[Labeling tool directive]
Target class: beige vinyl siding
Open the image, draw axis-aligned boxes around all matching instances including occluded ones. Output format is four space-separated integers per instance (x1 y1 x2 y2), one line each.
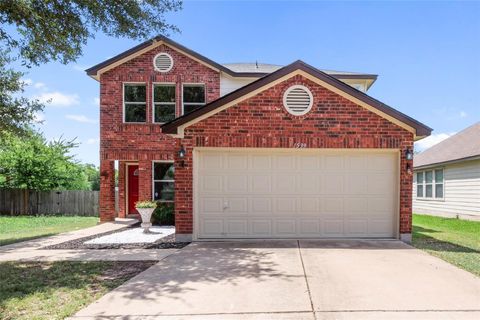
413 159 480 220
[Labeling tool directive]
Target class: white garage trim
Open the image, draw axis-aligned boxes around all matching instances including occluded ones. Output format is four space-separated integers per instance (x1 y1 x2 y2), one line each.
193 148 400 240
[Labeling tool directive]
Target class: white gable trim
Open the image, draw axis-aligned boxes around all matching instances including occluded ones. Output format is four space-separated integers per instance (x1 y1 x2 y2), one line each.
92 41 221 80
173 70 416 138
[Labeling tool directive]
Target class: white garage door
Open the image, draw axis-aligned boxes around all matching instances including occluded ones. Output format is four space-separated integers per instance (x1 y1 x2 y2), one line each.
195 149 398 239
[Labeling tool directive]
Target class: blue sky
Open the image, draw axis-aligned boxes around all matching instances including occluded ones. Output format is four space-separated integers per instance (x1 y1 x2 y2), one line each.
20 0 480 165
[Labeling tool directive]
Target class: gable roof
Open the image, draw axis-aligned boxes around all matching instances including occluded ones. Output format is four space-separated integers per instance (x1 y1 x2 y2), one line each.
85 35 377 83
414 122 480 168
161 60 432 138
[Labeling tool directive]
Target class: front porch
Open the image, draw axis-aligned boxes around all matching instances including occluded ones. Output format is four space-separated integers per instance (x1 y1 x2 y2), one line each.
99 159 176 227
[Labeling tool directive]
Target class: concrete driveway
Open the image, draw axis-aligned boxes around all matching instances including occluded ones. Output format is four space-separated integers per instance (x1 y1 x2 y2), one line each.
71 240 480 320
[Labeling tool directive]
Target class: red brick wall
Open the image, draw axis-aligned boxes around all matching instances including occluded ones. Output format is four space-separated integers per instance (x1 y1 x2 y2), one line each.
98 44 220 220
99 43 220 161
174 74 414 235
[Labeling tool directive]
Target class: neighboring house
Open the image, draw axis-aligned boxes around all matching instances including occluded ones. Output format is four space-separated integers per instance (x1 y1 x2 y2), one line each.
86 36 431 242
413 122 480 221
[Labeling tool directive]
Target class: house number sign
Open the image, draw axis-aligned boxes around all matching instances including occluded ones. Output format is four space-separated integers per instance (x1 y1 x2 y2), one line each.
293 142 307 148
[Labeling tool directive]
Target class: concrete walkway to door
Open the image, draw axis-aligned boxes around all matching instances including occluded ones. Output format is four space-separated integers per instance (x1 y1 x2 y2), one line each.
70 240 480 320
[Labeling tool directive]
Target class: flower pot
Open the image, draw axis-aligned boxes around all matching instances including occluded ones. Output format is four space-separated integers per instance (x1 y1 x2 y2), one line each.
136 207 155 233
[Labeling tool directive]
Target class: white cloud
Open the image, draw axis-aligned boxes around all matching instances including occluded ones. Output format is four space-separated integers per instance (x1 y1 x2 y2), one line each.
415 132 456 152
93 97 100 105
65 114 97 124
35 91 80 107
86 138 99 145
459 111 467 118
33 82 47 90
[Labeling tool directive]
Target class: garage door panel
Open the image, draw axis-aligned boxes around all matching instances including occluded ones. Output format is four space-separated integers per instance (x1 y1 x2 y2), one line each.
299 219 320 234
224 198 248 214
322 220 344 236
274 174 296 193
197 150 397 239
226 154 248 170
275 197 297 213
250 198 272 213
251 175 272 193
251 155 271 171
226 220 248 235
201 197 224 214
201 219 224 237
299 197 318 212
322 197 344 213
275 220 296 235
346 219 368 235
325 155 344 171
298 174 320 193
346 173 368 195
201 175 223 193
225 175 248 193
322 174 345 194
251 220 272 235
344 197 368 212
275 155 296 170
201 154 224 170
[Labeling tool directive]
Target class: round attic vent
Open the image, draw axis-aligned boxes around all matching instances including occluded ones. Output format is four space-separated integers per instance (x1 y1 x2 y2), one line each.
283 85 313 116
153 53 173 72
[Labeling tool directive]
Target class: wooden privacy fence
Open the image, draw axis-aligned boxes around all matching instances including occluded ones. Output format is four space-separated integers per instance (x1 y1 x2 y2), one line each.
0 189 99 216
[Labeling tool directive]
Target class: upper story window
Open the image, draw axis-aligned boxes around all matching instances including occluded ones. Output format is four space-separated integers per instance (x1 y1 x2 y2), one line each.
153 84 176 123
124 84 146 123
416 168 444 199
183 84 205 115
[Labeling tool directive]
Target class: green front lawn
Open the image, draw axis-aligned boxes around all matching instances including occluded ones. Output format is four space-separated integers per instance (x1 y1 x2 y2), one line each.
0 261 155 320
0 216 98 246
412 214 480 276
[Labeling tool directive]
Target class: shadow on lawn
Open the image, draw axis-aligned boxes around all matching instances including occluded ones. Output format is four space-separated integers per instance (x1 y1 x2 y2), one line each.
0 233 58 247
0 261 155 308
413 226 479 254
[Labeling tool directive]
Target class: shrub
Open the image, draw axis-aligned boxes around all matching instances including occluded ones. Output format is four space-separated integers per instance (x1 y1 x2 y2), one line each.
152 202 174 225
134 200 157 209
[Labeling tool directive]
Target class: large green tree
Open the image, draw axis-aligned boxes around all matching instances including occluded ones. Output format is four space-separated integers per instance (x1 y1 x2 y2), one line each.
0 131 92 190
0 0 182 135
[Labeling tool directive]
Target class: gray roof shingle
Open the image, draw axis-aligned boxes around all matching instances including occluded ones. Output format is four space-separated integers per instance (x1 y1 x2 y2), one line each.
414 122 480 168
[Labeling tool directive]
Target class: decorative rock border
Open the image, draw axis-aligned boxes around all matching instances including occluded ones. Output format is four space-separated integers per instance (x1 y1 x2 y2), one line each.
43 224 190 250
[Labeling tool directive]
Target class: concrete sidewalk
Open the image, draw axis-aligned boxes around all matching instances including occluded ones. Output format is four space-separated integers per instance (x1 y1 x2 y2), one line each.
0 218 178 261
70 240 480 320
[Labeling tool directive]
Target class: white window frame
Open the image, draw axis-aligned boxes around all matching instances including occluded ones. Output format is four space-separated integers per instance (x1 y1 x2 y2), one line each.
152 160 175 203
416 168 444 200
123 82 147 123
182 83 206 115
152 82 176 124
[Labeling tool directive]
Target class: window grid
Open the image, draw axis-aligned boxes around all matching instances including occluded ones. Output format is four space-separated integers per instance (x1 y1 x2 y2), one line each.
153 84 176 123
182 84 206 115
123 83 147 123
152 162 175 203
416 168 444 199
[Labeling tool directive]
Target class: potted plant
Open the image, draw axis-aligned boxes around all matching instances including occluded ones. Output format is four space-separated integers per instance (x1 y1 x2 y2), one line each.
135 200 157 233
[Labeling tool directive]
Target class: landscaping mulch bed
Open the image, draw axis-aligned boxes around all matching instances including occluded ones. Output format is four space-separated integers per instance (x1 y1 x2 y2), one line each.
43 225 190 250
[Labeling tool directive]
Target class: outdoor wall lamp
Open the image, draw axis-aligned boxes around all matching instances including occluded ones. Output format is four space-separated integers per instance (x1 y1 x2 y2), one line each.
178 145 186 158
178 145 186 167
405 148 413 161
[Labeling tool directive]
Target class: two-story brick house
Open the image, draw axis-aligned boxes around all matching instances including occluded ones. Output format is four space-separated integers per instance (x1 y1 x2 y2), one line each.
86 36 431 242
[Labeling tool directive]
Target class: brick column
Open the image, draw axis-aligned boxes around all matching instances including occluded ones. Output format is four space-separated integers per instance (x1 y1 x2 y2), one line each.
99 160 115 222
138 160 152 201
117 161 126 218
399 141 414 243
174 140 193 241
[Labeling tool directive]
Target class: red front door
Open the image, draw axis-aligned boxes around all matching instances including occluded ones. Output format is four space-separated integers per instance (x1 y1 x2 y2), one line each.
127 165 139 214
